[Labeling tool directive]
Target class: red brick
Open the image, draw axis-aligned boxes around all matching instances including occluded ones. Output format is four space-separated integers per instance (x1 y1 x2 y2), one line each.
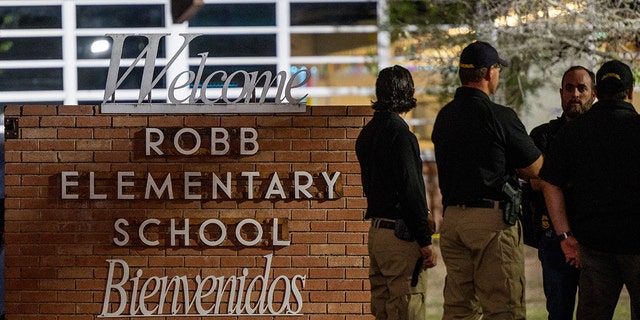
311 127 347 139
185 116 221 127
293 139 327 151
4 105 377 319
39 139 74 151
22 105 58 116
259 116 293 127
275 127 310 139
293 116 328 127
77 139 111 151
276 151 311 162
329 116 363 128
311 151 347 163
112 116 148 127
77 115 111 127
220 115 257 127
21 127 57 139
41 116 76 127
58 128 93 139
311 105 348 116
94 128 131 139
59 105 97 115
58 151 93 162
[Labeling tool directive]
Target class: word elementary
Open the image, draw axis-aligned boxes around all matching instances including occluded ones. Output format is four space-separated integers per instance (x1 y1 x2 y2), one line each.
60 127 341 200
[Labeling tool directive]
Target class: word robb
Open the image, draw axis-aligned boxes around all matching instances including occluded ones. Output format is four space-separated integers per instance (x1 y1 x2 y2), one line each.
145 127 259 156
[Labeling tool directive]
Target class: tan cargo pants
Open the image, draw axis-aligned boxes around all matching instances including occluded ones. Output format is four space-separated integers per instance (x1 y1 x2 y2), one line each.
368 223 428 320
440 205 526 320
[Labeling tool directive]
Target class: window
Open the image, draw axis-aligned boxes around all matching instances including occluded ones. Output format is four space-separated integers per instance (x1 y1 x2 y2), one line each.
291 33 376 56
0 37 62 60
0 68 62 91
290 2 376 26
293 63 375 87
77 36 167 60
0 0 383 105
0 6 61 29
76 5 165 28
190 3 276 27
189 35 276 57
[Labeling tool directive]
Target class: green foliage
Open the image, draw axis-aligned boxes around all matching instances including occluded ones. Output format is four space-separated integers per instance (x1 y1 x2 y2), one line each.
1 13 15 53
0 41 12 52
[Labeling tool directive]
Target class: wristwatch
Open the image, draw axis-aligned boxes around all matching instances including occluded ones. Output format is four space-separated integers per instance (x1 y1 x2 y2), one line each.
558 231 573 241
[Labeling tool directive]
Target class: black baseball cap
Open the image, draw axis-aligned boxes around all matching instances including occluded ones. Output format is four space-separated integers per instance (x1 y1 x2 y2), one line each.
596 60 634 93
459 41 509 69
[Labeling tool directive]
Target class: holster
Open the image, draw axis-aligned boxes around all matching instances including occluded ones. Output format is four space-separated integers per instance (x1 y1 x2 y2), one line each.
394 219 415 241
502 182 523 226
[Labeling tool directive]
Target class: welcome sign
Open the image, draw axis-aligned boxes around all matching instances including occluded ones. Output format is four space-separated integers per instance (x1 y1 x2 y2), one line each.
101 33 310 114
4 32 370 319
92 34 337 317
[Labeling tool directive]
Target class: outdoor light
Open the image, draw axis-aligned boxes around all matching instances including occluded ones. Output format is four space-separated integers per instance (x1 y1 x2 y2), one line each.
90 39 110 54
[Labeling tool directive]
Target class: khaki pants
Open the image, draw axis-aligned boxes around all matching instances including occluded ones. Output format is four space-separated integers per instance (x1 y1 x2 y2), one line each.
368 225 427 320
440 206 526 320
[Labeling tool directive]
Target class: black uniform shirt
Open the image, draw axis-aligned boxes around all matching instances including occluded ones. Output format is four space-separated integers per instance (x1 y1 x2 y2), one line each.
528 116 567 232
356 111 432 247
432 87 541 206
539 100 640 254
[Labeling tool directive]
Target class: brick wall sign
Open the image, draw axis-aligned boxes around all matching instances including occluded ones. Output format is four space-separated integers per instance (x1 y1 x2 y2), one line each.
3 104 373 319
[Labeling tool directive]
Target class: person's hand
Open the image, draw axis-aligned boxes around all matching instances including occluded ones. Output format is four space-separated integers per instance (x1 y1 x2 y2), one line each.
420 245 438 269
560 236 580 268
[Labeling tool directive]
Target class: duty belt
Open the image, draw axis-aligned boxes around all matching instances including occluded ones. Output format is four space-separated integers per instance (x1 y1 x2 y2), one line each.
371 218 395 230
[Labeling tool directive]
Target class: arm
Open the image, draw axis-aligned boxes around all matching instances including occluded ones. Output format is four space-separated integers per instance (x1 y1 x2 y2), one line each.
518 155 543 180
539 179 580 268
394 132 432 247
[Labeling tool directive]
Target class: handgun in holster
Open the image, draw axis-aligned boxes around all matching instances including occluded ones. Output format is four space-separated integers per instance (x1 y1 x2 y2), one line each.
502 182 522 226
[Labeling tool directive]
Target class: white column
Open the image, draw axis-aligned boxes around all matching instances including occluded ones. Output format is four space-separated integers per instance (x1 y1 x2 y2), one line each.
276 0 291 76
377 0 390 71
62 0 78 105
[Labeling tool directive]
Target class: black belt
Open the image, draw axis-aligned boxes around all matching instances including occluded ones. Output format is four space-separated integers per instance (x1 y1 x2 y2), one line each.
371 218 395 230
454 199 504 209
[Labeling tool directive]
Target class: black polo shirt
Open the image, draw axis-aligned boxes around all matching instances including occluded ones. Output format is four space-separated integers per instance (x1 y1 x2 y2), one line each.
432 87 541 206
528 116 568 232
539 100 640 254
356 111 432 247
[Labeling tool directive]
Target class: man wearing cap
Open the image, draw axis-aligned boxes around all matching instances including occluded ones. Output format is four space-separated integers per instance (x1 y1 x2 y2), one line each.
539 59 640 319
432 41 542 319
